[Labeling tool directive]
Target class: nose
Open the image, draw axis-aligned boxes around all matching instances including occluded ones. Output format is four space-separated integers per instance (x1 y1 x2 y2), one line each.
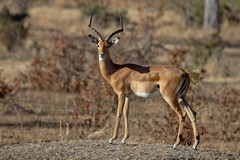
99 53 105 61
100 53 104 58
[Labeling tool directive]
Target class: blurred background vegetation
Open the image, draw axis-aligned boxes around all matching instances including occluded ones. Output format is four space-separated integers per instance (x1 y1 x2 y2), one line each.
0 0 239 153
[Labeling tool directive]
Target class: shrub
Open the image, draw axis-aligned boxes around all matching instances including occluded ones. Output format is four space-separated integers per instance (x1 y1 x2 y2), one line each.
0 6 28 51
81 4 127 27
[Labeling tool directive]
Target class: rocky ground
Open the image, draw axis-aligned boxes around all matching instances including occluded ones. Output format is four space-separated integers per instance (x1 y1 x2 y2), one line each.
0 140 239 160
0 1 240 160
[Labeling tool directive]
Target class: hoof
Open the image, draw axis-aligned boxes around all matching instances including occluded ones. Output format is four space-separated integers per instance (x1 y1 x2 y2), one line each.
173 144 177 149
192 144 197 150
108 139 113 144
121 139 126 144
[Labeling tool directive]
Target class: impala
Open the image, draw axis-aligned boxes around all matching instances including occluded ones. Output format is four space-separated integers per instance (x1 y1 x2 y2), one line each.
87 13 199 150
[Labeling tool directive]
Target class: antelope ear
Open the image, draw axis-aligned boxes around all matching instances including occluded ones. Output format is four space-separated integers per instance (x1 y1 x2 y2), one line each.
108 37 120 48
88 34 99 45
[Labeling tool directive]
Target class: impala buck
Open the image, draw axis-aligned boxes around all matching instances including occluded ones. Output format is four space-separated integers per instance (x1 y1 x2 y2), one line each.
87 13 199 150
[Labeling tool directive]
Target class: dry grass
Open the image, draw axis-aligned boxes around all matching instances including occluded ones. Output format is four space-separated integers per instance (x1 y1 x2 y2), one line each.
0 0 240 154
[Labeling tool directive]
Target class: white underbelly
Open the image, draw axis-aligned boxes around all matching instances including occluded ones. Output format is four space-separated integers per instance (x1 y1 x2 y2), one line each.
134 91 160 98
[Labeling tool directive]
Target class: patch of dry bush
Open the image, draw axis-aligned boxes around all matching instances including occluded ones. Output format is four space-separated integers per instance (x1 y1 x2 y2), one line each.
0 70 20 98
28 35 116 131
211 86 240 141
0 6 28 51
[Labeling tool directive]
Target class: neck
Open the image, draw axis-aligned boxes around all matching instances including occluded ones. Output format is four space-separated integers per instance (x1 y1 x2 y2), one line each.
99 51 118 82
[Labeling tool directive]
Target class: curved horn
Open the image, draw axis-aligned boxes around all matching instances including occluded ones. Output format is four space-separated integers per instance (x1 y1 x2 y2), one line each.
106 13 124 42
88 12 103 40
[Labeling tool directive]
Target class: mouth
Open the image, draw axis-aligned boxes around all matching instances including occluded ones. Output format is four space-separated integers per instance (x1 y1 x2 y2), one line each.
99 53 105 61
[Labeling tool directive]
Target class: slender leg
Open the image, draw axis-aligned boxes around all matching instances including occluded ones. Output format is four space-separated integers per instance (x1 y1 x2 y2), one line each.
180 96 199 150
163 96 184 149
108 93 125 144
121 96 130 144
173 113 185 149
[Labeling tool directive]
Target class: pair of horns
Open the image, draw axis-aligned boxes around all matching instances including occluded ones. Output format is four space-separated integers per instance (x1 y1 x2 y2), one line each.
88 12 124 41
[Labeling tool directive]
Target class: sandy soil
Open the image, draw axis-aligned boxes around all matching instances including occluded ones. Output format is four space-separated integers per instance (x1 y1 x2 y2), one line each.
0 1 240 160
0 140 239 160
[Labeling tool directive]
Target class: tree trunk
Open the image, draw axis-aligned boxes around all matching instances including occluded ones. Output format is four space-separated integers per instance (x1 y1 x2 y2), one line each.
204 0 220 31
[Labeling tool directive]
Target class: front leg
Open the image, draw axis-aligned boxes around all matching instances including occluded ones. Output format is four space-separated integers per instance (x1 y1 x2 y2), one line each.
108 93 125 144
121 96 130 144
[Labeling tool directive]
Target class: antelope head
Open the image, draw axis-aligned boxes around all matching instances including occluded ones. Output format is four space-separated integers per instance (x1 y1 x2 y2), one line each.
88 12 124 61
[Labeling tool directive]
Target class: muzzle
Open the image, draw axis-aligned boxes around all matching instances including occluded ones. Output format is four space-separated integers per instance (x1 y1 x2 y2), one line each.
99 53 105 61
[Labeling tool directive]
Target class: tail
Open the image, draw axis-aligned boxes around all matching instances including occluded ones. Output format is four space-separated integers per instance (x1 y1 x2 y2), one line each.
177 74 196 118
177 74 190 99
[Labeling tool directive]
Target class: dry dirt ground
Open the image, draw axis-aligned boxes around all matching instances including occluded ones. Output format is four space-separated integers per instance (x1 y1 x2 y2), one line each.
0 140 239 160
0 1 240 159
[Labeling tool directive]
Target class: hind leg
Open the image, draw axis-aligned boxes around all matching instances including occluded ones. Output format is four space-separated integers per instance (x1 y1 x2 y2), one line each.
178 96 199 150
162 95 185 149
